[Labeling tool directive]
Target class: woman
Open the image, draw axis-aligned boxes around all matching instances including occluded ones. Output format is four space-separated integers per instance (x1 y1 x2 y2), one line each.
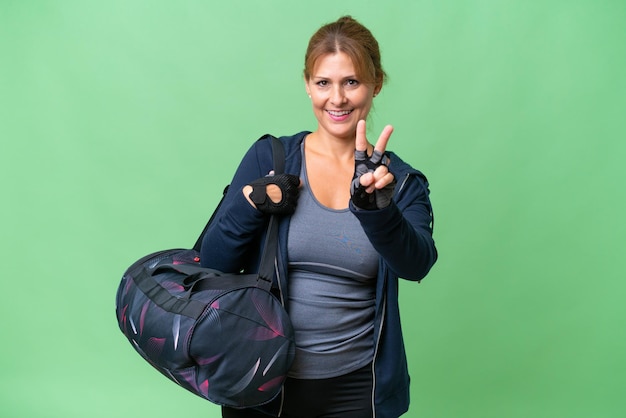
201 16 437 418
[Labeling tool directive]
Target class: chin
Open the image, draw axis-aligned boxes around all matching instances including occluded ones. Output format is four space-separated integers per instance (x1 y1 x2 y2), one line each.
319 121 357 138
326 127 356 140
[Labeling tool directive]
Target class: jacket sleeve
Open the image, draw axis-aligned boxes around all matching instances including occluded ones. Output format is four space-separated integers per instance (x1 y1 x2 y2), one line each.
199 139 275 273
350 172 437 282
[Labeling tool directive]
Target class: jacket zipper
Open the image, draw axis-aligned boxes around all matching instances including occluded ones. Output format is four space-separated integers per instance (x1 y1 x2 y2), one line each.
371 273 388 418
396 173 411 197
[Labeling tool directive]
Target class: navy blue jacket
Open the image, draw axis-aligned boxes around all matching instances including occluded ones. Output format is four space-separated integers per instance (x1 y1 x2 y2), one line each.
201 132 437 418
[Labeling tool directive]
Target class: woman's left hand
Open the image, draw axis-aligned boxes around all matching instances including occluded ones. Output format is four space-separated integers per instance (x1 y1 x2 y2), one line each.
350 120 396 210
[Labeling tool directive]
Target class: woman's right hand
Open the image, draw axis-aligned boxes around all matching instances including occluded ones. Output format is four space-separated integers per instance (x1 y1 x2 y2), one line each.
351 120 396 210
243 173 301 215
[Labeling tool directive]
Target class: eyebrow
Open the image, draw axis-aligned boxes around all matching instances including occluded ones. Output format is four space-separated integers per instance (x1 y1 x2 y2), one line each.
311 74 358 80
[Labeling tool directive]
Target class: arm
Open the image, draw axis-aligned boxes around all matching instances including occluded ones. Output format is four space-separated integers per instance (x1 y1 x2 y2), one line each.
199 139 274 272
349 121 437 281
351 172 437 281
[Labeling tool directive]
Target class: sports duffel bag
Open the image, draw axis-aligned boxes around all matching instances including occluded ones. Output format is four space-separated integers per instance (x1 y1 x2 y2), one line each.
115 136 295 408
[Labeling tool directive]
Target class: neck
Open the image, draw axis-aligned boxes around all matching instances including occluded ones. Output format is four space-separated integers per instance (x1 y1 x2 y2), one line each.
307 130 368 162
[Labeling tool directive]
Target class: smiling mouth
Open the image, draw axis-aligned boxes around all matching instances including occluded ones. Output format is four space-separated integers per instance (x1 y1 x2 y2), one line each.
326 109 353 117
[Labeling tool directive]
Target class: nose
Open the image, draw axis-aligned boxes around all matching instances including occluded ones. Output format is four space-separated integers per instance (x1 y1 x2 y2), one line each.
330 85 347 105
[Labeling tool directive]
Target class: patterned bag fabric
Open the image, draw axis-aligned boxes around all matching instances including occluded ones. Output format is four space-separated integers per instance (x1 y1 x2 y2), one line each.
115 136 294 408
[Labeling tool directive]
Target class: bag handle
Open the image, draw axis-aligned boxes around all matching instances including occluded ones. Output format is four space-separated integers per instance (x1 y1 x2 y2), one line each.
130 266 208 319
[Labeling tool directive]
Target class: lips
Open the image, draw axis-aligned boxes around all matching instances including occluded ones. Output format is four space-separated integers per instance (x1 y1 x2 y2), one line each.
326 109 353 121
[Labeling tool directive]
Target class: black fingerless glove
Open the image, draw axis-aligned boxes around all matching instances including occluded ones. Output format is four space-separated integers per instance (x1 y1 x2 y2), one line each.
350 149 396 210
248 173 300 215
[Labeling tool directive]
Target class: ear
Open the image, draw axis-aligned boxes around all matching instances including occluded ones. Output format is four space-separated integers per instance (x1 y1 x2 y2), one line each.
374 78 383 97
304 78 311 97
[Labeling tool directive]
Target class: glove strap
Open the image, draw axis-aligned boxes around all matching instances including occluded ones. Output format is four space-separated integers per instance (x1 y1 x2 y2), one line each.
249 184 268 206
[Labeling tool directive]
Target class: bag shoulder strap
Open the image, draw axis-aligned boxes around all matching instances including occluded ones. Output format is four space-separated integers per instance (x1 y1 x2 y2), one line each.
192 135 284 251
254 135 283 291
191 135 284 291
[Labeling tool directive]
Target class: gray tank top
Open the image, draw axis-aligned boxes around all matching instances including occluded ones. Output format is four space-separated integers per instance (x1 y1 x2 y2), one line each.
287 142 379 379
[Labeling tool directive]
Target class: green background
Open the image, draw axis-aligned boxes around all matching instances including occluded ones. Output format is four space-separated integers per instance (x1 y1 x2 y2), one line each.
1 1 624 417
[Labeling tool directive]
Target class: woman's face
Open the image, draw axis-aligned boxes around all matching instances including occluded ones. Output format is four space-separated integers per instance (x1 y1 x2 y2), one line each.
305 52 378 141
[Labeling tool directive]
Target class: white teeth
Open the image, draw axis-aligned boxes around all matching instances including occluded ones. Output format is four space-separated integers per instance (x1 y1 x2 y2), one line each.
328 110 352 116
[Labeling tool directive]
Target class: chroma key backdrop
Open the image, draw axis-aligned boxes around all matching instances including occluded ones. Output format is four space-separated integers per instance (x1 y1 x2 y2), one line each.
1 1 624 417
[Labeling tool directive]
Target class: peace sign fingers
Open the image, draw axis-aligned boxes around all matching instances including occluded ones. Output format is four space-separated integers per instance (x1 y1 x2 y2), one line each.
351 120 397 210
355 120 394 158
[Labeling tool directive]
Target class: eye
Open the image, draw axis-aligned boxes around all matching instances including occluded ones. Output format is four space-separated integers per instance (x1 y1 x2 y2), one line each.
346 79 360 87
316 80 328 87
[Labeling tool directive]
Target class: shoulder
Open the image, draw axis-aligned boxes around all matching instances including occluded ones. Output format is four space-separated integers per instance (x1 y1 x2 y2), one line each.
253 131 310 175
251 131 309 155
387 151 429 186
386 151 432 211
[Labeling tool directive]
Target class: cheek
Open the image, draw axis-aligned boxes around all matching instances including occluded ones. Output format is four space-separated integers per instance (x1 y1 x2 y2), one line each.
352 88 374 105
355 95 374 112
310 96 326 109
